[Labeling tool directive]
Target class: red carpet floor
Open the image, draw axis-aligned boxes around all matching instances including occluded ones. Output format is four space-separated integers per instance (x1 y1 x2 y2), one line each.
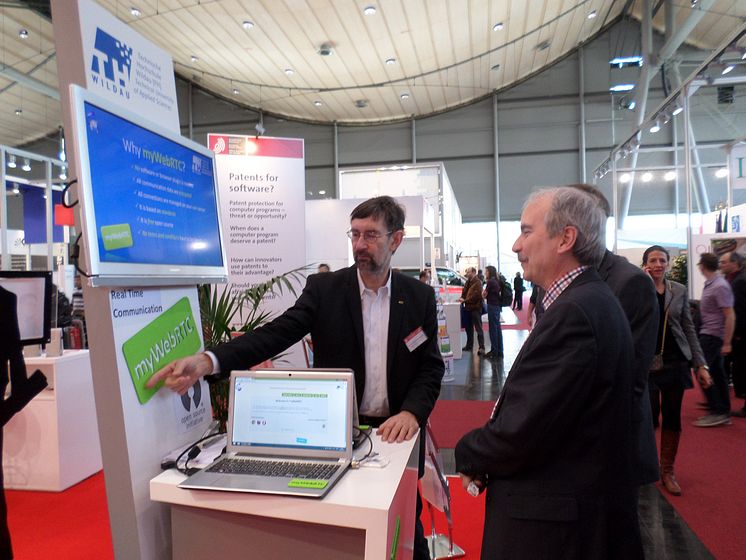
5 471 114 559
657 388 746 560
428 400 495 448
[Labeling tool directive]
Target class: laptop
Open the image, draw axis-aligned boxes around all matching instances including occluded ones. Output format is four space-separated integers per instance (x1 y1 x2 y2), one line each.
179 368 354 498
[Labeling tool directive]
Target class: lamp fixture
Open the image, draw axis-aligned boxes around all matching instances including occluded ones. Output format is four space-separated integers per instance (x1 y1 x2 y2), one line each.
7 154 16 169
641 172 653 182
232 88 240 95
400 93 410 100
609 84 634 92
664 171 677 181
722 64 735 75
609 56 643 68
587 10 597 19
649 120 661 133
492 22 504 31
190 55 199 63
385 58 396 65
59 166 67 181
59 128 66 162
313 100 323 107
130 7 141 16
242 20 254 30
21 158 31 172
491 63 501 71
715 168 728 178
319 190 326 195
14 108 22 116
284 68 294 76
672 105 683 116
12 184 19 195
363 6 376 16
18 29 28 39
355 99 369 108
318 43 334 56
619 173 632 183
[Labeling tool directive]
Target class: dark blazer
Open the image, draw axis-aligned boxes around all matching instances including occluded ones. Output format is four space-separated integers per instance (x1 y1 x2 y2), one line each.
455 269 635 559
663 280 706 368
211 266 444 424
598 250 659 485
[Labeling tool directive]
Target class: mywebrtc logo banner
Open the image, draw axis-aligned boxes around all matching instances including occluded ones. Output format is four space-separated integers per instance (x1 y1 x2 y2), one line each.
90 28 133 99
122 297 201 404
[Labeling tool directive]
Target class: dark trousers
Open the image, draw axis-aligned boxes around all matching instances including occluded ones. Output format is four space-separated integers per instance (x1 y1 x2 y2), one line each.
699 334 731 415
487 304 503 355
649 386 685 432
465 308 484 350
731 334 746 398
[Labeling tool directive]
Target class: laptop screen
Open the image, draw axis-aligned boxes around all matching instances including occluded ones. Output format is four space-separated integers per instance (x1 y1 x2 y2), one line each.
230 375 349 452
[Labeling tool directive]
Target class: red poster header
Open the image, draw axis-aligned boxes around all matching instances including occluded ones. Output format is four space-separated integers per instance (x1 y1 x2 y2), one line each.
208 134 304 159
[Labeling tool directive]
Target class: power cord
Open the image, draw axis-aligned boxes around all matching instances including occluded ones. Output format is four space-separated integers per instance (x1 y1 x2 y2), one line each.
61 179 79 208
164 432 226 476
350 425 374 468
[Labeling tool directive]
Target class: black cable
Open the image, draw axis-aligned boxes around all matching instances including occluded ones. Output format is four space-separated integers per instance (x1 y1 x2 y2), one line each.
61 179 78 208
69 233 92 278
172 432 225 475
352 425 374 463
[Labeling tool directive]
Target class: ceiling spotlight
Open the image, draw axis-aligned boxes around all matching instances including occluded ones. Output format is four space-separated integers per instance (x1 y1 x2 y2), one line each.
18 29 28 39
355 99 369 108
722 65 735 75
619 173 632 183
610 56 643 68
587 10 597 19
318 190 326 195
536 40 551 51
492 22 504 31
664 171 677 181
284 68 294 76
609 84 635 92
641 172 653 182
59 167 67 181
491 63 501 71
650 121 661 133
22 158 31 172
7 154 16 168
363 6 376 16
690 0 699 6
190 55 199 63
12 184 19 195
313 100 323 107
14 108 22 116
232 88 240 95
130 7 141 16
254 122 266 136
318 43 334 56
672 105 683 116
400 93 410 100
715 168 728 178
385 58 396 65
242 20 254 30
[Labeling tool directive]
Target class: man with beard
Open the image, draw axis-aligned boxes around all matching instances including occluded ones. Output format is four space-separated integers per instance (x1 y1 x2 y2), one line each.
148 195 443 559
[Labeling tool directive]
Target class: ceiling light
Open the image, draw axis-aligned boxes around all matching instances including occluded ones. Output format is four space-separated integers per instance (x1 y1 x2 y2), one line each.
536 40 551 51
715 168 728 178
609 56 643 68
609 84 634 92
672 105 683 116
242 20 254 30
130 7 141 16
284 68 294 76
492 22 504 31
7 154 16 168
400 93 410 100
722 65 735 75
355 99 369 108
313 100 323 107
22 158 31 172
742 50 746 61
319 190 326 195
363 6 376 16
619 173 632 183
491 63 501 71
12 184 19 195
18 29 28 39
59 167 67 181
190 55 199 63
664 171 677 181
649 122 660 133
641 172 653 182
14 108 22 116
385 58 396 65
232 88 240 95
318 43 334 56
587 10 597 19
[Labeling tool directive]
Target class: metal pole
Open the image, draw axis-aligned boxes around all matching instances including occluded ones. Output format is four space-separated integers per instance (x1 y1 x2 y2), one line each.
188 81 194 140
333 122 339 198
492 92 501 272
0 147 7 270
673 112 680 224
411 116 417 164
683 87 694 299
45 160 54 270
578 46 587 182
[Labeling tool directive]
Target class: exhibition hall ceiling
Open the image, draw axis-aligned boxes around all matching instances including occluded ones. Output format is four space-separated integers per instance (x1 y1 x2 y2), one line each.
0 0 744 148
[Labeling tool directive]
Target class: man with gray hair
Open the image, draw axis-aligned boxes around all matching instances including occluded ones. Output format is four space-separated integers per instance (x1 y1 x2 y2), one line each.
455 187 636 559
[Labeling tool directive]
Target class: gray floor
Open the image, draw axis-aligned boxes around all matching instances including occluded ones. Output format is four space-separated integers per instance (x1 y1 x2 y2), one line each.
436 328 714 560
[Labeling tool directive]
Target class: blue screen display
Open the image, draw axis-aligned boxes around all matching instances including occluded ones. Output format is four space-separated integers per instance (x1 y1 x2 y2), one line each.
84 101 223 267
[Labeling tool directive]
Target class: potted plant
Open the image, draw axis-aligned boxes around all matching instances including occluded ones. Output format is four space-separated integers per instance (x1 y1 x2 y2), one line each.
199 266 307 430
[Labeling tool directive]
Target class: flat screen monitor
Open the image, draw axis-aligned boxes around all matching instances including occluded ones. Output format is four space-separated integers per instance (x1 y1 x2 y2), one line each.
69 85 228 286
0 271 53 346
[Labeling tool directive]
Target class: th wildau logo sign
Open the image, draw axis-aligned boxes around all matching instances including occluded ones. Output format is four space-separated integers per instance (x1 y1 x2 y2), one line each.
90 28 133 99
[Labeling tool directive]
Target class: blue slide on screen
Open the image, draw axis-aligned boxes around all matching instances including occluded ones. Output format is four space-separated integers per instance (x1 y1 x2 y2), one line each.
84 101 223 267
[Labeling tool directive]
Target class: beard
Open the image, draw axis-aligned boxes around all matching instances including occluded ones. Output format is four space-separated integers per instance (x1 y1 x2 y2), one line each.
354 250 384 274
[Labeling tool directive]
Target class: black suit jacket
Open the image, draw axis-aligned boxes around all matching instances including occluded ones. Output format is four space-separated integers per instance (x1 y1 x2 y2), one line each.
211 266 444 424
455 269 635 559
597 250 659 485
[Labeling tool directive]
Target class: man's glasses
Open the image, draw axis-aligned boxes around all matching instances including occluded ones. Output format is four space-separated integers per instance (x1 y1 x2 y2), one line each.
346 229 394 243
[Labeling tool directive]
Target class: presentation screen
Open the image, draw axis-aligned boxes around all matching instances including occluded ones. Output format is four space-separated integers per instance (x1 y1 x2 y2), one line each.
0 271 53 346
69 85 227 286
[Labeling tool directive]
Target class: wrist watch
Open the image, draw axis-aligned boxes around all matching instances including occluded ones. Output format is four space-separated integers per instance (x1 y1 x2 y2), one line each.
700 365 709 371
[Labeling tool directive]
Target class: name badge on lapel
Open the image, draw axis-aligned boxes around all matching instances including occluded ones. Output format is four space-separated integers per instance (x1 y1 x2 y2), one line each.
404 327 427 352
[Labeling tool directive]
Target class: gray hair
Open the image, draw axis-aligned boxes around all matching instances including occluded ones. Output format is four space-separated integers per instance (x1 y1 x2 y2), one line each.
524 187 606 267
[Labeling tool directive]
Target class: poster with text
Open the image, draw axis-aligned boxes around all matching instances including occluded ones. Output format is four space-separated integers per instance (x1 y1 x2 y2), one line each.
208 135 307 353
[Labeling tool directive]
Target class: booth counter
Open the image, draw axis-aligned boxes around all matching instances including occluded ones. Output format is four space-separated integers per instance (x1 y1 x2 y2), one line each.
150 433 420 559
2 350 102 491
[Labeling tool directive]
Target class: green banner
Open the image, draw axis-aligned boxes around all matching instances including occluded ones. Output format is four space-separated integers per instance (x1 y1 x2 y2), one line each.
101 223 133 250
121 297 201 404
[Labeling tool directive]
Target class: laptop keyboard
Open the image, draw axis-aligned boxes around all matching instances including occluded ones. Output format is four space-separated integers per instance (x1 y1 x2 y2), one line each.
207 458 340 480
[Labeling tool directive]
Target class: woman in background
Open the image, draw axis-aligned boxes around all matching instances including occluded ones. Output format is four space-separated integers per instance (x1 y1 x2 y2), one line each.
642 245 712 495
483 266 503 359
